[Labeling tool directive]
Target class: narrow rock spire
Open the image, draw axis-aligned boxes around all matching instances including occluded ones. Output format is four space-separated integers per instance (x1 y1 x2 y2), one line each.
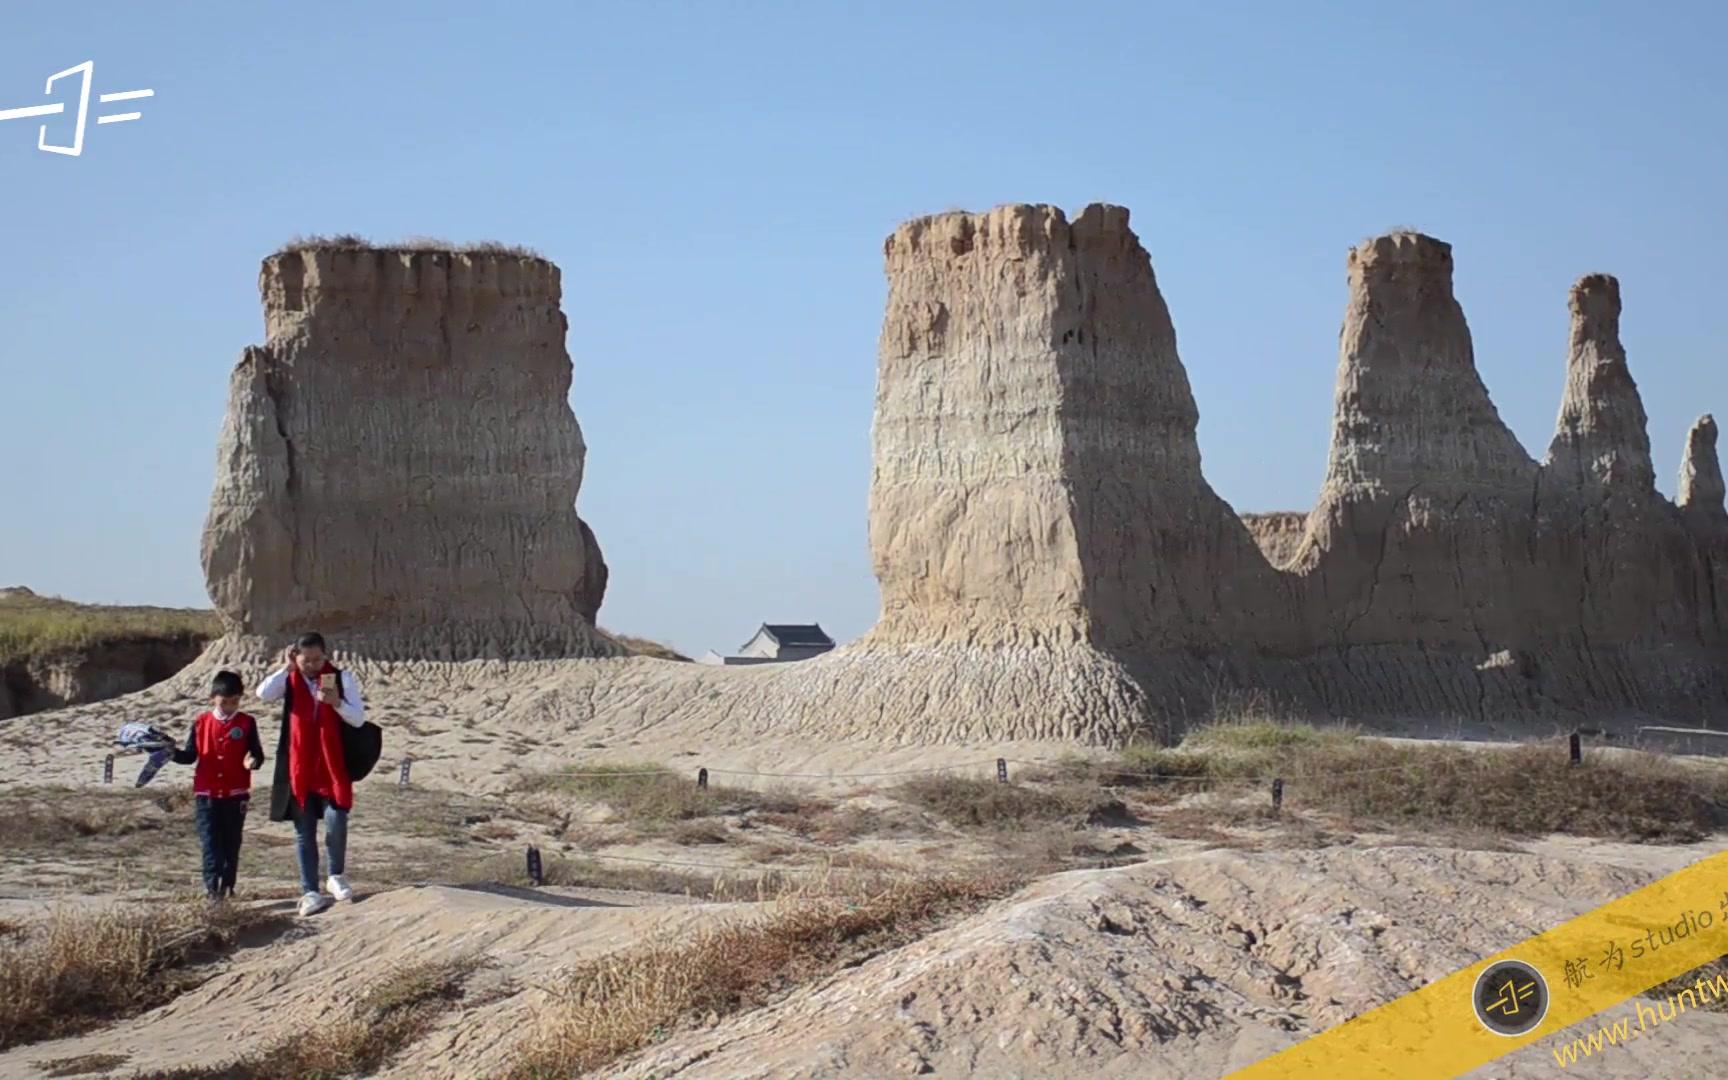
1322 232 1534 500
1678 414 1726 524
1544 274 1655 491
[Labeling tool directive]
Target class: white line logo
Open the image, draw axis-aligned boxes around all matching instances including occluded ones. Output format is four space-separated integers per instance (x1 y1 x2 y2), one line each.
0 61 153 157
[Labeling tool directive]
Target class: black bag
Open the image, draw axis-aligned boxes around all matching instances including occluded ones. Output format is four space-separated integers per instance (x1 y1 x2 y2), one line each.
341 717 384 781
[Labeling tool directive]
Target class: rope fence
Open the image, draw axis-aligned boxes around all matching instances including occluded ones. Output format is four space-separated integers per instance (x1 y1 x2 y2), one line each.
106 726 1723 793
530 847 883 877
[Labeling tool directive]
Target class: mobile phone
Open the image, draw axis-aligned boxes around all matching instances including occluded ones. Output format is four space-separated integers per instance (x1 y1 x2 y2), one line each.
319 673 337 691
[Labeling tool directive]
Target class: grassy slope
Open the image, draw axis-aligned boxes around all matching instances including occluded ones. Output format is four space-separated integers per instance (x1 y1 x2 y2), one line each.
0 590 218 664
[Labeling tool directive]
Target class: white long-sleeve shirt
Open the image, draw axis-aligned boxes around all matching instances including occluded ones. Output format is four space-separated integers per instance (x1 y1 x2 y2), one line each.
256 666 366 729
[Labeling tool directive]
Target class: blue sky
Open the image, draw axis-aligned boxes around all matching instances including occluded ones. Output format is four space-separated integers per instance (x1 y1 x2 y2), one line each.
2 2 1725 657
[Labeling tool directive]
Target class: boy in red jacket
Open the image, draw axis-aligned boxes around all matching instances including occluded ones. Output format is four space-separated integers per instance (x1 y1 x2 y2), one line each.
171 670 265 899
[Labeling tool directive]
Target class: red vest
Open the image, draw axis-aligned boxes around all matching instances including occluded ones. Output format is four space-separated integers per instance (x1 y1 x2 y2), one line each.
287 664 354 811
194 710 256 798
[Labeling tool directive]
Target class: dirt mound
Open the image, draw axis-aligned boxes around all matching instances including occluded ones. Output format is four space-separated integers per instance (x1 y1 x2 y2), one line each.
610 845 1728 1079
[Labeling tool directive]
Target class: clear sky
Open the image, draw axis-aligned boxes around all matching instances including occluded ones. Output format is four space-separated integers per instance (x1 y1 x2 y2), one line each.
2 2 1725 658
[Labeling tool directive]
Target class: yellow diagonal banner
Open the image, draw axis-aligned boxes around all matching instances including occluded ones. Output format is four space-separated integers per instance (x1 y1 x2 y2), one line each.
1230 849 1728 1078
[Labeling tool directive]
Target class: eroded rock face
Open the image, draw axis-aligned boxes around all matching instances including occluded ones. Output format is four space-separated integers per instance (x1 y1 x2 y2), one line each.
1240 512 1307 569
0 639 206 719
869 204 1283 654
1291 233 1542 649
200 248 619 660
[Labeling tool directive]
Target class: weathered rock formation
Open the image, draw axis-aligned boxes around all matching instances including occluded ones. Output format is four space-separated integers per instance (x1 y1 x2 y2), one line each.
550 212 1725 739
56 209 1725 758
199 245 619 660
804 203 1301 741
1288 233 1542 652
1274 250 1726 719
830 215 1728 733
1546 275 1654 491
869 204 1283 655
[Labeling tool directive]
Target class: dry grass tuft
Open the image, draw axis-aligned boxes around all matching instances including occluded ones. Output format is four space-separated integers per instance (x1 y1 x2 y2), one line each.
137 954 484 1079
1642 957 1728 1012
276 234 546 260
750 804 895 845
0 589 215 662
0 786 198 851
506 872 1015 1077
33 1053 131 1077
668 819 731 846
456 848 861 902
517 763 814 825
599 630 691 662
891 774 1122 830
0 900 290 1050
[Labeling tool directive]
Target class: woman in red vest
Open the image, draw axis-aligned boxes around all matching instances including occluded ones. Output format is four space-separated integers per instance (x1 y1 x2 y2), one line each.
258 631 367 917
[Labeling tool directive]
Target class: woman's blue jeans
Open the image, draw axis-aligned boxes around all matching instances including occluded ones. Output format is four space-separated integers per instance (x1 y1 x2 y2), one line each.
293 793 349 895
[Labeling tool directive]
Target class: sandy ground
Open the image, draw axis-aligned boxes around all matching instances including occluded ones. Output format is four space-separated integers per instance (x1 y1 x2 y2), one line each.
1 882 730 1080
4 840 1724 1079
4 674 1728 1078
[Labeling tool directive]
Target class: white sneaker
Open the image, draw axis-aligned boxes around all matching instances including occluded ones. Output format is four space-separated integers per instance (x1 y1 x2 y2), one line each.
327 874 354 902
298 891 332 917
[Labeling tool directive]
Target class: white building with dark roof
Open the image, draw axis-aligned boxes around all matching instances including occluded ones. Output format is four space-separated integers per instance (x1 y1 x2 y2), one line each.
698 623 836 666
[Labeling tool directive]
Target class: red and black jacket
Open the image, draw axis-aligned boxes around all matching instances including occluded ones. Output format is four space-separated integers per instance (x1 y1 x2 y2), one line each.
171 710 265 798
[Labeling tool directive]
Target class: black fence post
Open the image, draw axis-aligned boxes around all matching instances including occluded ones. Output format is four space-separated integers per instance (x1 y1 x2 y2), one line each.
398 758 412 788
102 755 114 785
526 845 543 886
996 758 1008 784
1271 777 1284 811
697 767 708 790
1568 732 1582 766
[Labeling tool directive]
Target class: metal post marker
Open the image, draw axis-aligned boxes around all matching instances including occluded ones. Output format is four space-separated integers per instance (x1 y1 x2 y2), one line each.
697 767 708 790
102 754 114 784
398 758 412 788
526 845 543 886
1568 732 1582 766
1271 777 1284 810
996 758 1008 784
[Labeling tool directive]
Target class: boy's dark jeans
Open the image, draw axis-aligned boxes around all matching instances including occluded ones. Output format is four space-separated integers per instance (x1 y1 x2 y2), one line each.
194 795 249 897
